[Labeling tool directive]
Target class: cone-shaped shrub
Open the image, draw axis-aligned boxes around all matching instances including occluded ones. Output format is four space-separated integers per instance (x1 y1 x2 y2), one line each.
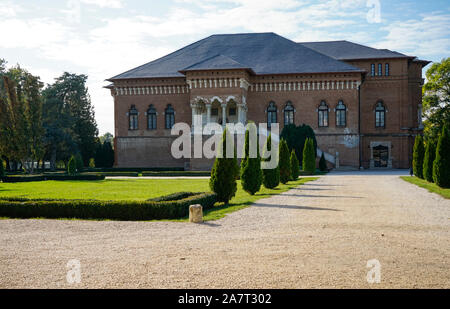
290 150 300 181
279 139 291 184
210 129 238 203
262 134 280 189
240 126 262 195
0 157 5 178
413 135 425 179
75 153 84 173
319 152 327 172
89 158 96 169
302 138 316 175
423 141 436 182
433 125 450 188
67 156 77 175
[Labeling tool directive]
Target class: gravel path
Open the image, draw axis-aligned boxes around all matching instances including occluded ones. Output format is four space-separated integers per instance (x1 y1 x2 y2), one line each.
1 172 449 288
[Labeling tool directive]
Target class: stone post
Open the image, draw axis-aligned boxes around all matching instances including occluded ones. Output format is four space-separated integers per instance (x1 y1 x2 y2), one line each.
206 104 211 125
221 104 227 128
189 204 203 223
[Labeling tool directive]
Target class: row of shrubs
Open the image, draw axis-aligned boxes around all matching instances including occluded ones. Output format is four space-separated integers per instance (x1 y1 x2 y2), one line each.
1 174 105 183
413 124 450 188
0 192 217 220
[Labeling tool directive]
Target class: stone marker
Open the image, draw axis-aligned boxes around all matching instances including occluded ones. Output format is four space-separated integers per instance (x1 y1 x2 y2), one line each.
189 204 203 223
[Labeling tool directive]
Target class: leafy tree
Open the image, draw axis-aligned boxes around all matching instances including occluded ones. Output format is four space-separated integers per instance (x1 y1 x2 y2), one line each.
67 155 76 175
0 156 5 177
279 139 291 184
413 135 425 179
433 124 450 188
75 153 84 173
302 138 316 175
423 141 436 182
43 73 98 168
240 125 262 195
99 132 114 146
290 150 300 181
209 129 237 203
422 58 450 142
262 134 280 189
281 124 317 163
0 68 44 174
319 152 327 172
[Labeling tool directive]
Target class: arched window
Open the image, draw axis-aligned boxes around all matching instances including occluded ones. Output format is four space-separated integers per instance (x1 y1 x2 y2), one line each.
128 105 138 130
336 100 346 127
318 101 329 127
267 102 277 129
147 105 157 130
375 101 386 128
284 101 294 125
165 104 175 129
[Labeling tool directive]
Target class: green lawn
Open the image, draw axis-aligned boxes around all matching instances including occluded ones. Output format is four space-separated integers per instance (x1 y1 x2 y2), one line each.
0 177 318 221
401 176 450 199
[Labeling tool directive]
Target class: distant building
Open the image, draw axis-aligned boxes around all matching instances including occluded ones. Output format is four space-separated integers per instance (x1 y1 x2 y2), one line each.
106 32 429 170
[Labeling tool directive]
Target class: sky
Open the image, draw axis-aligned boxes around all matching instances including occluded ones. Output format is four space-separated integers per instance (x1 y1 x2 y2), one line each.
0 0 449 135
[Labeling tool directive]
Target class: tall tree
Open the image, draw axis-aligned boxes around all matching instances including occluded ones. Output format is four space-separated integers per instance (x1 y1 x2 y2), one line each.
43 73 98 168
240 125 262 195
423 141 436 182
302 138 316 175
422 58 450 142
412 135 425 179
433 124 450 188
262 134 280 189
279 139 291 184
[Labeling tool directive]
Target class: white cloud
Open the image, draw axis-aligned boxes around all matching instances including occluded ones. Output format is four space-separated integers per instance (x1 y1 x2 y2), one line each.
375 13 450 58
80 0 124 8
0 1 22 17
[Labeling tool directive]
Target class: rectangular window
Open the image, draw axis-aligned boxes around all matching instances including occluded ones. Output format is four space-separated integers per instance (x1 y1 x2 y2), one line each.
375 111 385 128
318 111 328 127
371 64 375 77
284 111 294 125
148 114 156 130
378 63 382 76
385 63 390 76
336 110 346 127
129 115 138 130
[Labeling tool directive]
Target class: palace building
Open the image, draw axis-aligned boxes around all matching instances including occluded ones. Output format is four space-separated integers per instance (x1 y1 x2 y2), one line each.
106 32 429 170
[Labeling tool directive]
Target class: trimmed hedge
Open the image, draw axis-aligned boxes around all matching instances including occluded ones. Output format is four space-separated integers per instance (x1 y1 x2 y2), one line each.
1 174 105 183
0 192 217 220
142 171 211 177
88 167 185 173
83 172 139 177
148 192 198 202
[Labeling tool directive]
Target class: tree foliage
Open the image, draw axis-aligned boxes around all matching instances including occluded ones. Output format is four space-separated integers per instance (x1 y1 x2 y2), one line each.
67 155 76 175
413 135 425 179
433 124 450 188
422 58 450 142
0 156 5 177
290 149 300 181
423 141 436 182
209 129 238 203
279 139 291 184
281 124 317 163
262 134 280 189
302 138 316 175
94 140 115 168
240 125 262 195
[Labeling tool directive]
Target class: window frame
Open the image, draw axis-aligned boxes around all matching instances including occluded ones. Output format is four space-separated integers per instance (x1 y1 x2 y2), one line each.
335 100 346 127
267 101 277 129
165 104 175 129
147 105 157 130
371 64 375 77
385 63 390 76
283 101 295 126
375 101 386 128
128 105 139 130
318 101 329 128
378 63 382 76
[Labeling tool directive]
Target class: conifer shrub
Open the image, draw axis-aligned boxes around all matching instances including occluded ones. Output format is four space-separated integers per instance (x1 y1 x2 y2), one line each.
240 125 262 195
262 134 280 189
413 135 425 179
302 138 316 175
423 141 436 182
319 152 327 172
290 150 300 181
433 124 450 188
67 156 77 175
279 139 291 184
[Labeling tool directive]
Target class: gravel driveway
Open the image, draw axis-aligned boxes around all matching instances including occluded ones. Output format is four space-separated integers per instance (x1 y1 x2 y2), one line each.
1 171 449 288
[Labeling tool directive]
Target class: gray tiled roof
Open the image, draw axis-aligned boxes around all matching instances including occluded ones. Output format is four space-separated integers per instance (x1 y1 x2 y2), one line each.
299 40 411 60
109 33 363 80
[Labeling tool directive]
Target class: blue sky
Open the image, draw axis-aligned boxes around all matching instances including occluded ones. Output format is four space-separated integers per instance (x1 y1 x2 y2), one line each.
0 0 449 134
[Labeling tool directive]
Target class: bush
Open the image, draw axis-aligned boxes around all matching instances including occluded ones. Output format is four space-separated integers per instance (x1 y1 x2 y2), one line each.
302 138 316 175
1 174 105 183
319 152 327 171
209 129 237 203
413 135 425 179
142 171 210 177
423 141 436 182
290 150 300 181
68 156 76 175
148 192 198 202
433 124 450 188
240 125 262 195
0 192 217 220
89 158 95 168
262 134 280 189
279 139 291 184
0 157 5 178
